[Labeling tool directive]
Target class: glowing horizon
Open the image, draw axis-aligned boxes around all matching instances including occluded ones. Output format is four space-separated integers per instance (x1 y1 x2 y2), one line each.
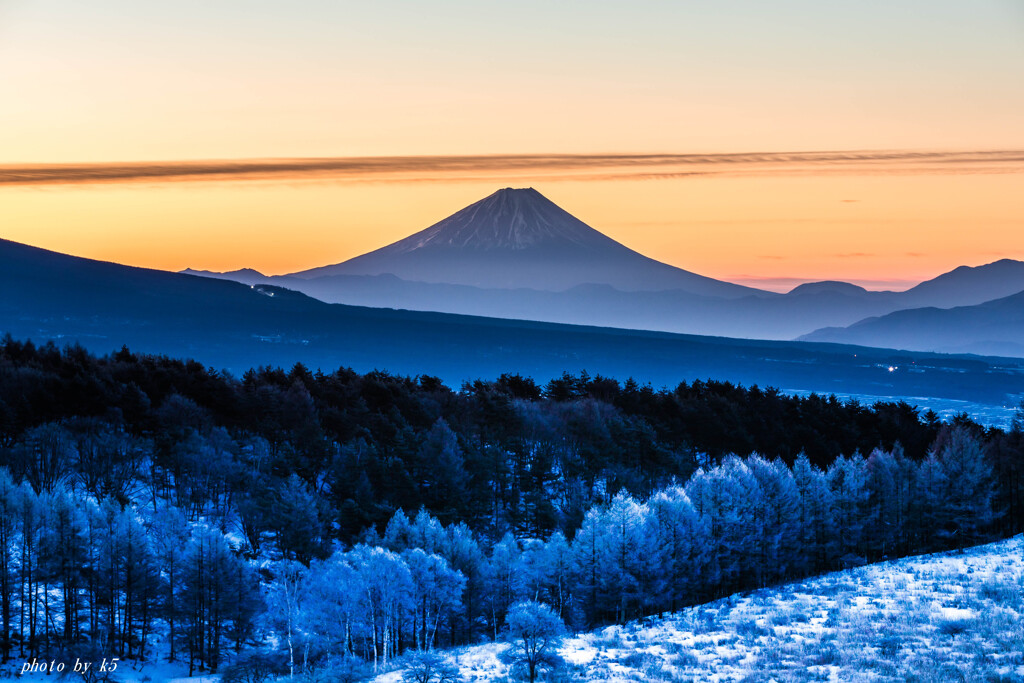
3 156 1021 293
2 1 1022 291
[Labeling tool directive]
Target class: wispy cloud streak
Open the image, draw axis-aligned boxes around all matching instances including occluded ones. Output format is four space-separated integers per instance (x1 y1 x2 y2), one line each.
2 150 1022 187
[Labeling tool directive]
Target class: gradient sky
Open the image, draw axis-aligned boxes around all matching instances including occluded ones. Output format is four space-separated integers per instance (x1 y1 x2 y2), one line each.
2 0 1023 291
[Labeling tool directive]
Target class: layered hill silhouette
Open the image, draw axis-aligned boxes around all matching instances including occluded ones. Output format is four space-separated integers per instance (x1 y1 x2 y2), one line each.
187 189 1024 345
5 237 1022 404
894 259 1024 309
181 267 268 286
801 289 1024 356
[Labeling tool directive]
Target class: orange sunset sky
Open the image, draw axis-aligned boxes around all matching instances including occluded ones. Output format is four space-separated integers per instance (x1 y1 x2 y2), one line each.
2 0 1023 291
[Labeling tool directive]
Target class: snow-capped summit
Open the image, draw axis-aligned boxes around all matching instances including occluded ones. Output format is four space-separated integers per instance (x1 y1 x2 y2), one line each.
290 188 765 296
381 187 625 253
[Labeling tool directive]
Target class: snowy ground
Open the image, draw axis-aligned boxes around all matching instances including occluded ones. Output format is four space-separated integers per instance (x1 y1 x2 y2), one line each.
3 657 217 683
380 535 1024 682
5 537 1020 681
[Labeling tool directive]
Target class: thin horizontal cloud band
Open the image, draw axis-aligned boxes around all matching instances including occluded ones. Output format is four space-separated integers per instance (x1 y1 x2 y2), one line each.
2 150 1022 187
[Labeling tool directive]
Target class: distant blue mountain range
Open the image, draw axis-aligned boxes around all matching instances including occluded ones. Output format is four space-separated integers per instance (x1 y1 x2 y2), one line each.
184 188 1024 354
4 235 1022 405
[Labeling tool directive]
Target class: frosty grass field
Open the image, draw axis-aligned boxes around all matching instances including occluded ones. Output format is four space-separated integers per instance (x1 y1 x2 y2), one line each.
378 535 1024 683
9 536 1022 682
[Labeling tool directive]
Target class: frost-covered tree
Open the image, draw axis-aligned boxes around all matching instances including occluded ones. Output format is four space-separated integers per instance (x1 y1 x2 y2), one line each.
746 455 801 584
401 650 463 683
601 491 649 622
914 453 946 551
11 423 74 494
267 560 305 678
439 521 486 644
503 601 566 683
409 509 447 555
349 545 414 671
382 509 415 551
401 549 466 650
570 504 603 625
38 491 87 649
269 474 327 564
148 505 190 662
300 554 363 663
862 447 916 558
383 508 446 555
933 427 996 548
685 457 765 594
416 419 470 523
570 492 649 623
119 508 161 659
646 484 706 611
484 534 523 638
520 532 574 625
72 423 148 504
518 539 548 608
180 527 261 674
791 453 834 574
0 471 20 662
827 454 870 564
16 484 44 658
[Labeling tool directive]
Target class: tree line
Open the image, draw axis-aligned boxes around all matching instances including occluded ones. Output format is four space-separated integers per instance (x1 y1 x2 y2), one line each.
6 335 1014 543
0 471 260 673
1 336 1022 676
258 426 1000 678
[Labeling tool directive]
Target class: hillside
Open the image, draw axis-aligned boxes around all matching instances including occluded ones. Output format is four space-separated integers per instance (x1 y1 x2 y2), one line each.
2 341 1022 683
802 289 1024 357
378 535 1024 682
898 259 1024 309
6 237 1024 404
226 273 894 340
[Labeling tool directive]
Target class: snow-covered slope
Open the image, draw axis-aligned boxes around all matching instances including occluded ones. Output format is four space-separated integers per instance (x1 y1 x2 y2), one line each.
378 535 1024 682
290 188 767 297
369 187 618 252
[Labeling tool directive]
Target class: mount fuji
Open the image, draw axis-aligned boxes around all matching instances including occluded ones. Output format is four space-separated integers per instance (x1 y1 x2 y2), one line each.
185 189 1024 348
289 187 767 297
